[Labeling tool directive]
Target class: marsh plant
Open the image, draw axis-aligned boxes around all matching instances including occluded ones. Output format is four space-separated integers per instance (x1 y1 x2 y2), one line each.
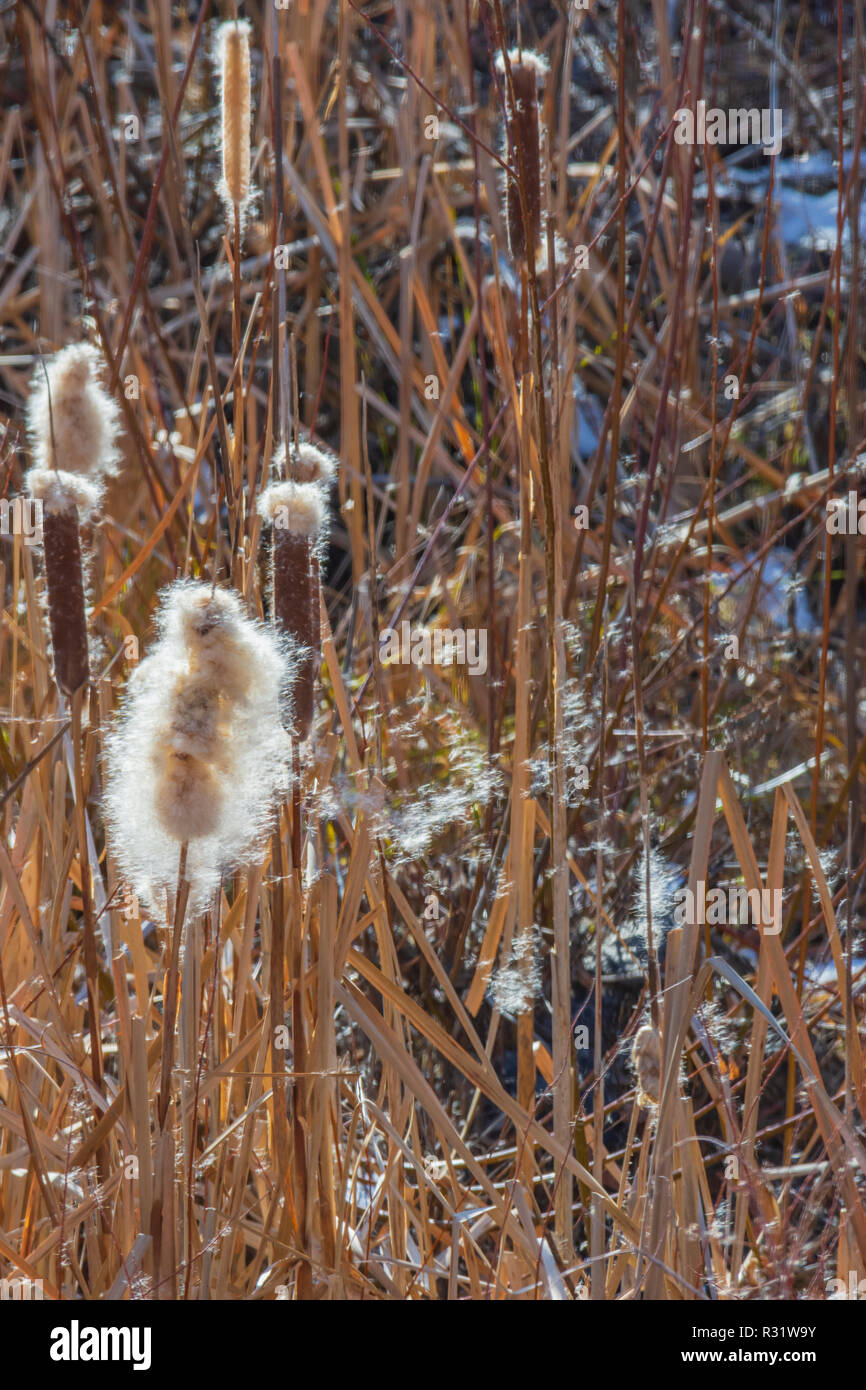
1 1 863 1309
105 580 291 915
25 342 120 694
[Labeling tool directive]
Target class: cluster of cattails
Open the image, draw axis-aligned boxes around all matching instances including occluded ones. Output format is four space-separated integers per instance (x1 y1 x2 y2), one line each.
258 440 337 743
217 19 253 243
25 342 120 695
105 581 291 914
631 1023 661 1109
495 49 549 273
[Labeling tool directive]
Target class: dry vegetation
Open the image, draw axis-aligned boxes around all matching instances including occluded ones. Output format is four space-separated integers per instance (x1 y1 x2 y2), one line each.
0 0 865 1302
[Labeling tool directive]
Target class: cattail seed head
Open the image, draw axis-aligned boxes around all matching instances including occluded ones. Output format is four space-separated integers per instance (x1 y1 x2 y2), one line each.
495 50 548 270
273 438 340 488
27 468 102 516
258 479 327 742
40 506 90 694
217 19 252 241
105 580 291 914
278 530 316 740
165 674 230 766
631 1024 661 1108
26 341 120 483
24 342 121 695
164 585 257 705
154 750 222 842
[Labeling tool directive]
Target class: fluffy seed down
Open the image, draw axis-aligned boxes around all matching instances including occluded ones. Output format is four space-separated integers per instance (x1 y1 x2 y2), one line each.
271 438 340 488
26 342 120 484
105 581 292 914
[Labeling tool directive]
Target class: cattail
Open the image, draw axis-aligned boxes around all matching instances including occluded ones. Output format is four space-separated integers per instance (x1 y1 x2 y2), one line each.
217 19 252 242
27 342 120 479
105 581 291 914
631 1024 661 1108
291 440 339 487
258 480 325 742
25 343 120 695
495 50 548 270
39 504 90 694
256 438 337 741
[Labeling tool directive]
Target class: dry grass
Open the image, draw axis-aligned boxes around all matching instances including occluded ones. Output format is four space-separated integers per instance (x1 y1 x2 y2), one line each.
0 0 865 1301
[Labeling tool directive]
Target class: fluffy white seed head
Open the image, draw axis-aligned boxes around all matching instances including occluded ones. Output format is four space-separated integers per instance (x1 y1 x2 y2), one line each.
160 583 262 703
258 479 326 541
26 342 120 488
295 441 338 486
26 467 102 516
153 751 222 842
493 48 549 81
105 579 292 916
272 439 339 487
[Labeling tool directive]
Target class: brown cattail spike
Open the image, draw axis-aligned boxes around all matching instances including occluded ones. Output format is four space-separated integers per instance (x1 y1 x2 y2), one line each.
496 51 547 268
42 505 89 694
218 20 252 238
276 531 316 740
258 480 326 742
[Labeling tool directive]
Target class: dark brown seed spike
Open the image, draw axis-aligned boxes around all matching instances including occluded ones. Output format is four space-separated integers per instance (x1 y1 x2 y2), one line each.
43 507 89 695
310 553 322 663
506 61 542 265
272 528 315 741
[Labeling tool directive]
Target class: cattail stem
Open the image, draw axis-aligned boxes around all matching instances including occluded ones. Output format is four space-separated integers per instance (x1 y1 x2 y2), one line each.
158 842 189 1132
288 824 311 1299
70 685 112 1246
231 215 244 589
269 827 292 1193
70 690 102 1083
43 506 89 694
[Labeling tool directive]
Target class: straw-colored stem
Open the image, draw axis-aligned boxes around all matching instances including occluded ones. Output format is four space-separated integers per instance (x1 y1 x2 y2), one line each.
157 842 190 1132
